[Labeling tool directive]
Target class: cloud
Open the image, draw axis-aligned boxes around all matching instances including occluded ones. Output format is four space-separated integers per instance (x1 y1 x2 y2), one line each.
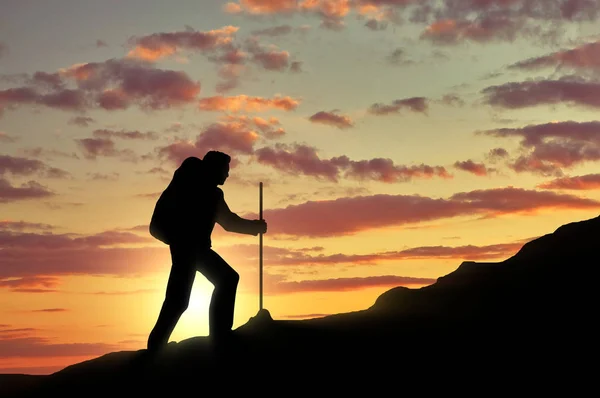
255 143 451 183
96 39 108 47
225 240 525 267
156 116 275 166
75 138 139 162
439 94 465 107
19 147 80 161
224 0 600 39
0 276 59 293
86 172 120 181
92 128 159 140
481 77 600 110
0 131 19 143
30 308 69 313
509 39 600 73
270 275 435 294
68 116 96 127
251 25 294 36
308 110 354 129
257 186 600 237
486 147 509 161
385 48 414 66
0 220 56 232
454 160 491 176
368 97 428 115
0 178 55 203
477 121 600 176
0 337 119 358
536 173 600 190
198 94 300 112
0 58 201 115
127 26 239 61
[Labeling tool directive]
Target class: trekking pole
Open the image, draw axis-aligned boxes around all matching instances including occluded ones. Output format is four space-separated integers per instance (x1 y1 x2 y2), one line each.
259 181 263 311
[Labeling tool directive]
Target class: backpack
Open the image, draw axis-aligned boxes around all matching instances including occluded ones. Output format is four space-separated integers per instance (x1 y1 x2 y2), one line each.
149 156 204 245
149 185 175 245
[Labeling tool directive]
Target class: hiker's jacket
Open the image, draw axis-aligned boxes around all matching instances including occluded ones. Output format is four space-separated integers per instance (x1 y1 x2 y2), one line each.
151 182 258 247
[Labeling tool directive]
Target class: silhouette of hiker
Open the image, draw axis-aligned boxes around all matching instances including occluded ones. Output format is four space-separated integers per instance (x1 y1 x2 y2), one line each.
147 151 267 351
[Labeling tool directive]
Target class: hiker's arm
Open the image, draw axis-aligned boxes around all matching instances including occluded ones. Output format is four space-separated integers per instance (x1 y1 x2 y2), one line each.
216 191 263 235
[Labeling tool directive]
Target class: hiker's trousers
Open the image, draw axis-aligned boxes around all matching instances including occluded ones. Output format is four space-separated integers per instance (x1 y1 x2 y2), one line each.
148 244 239 348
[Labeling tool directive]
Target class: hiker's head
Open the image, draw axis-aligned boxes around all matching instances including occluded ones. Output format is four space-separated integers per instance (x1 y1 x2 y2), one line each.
202 150 230 185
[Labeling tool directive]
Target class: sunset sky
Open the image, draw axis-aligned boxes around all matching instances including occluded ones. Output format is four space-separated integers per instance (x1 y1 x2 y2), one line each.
2 0 600 375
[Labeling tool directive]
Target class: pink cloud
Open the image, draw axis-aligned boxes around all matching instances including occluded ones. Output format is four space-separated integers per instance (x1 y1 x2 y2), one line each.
156 116 270 166
0 220 55 232
0 59 201 115
251 49 290 71
258 186 600 237
478 121 600 175
536 173 600 190
509 39 600 72
0 178 55 203
255 143 451 183
368 97 428 115
487 147 509 160
68 116 95 127
92 129 159 140
481 77 600 109
454 160 490 176
308 111 354 129
75 138 138 162
421 17 521 44
0 276 59 292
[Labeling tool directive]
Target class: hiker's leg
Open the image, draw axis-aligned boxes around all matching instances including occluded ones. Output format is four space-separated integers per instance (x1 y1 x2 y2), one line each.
148 245 196 350
197 249 239 337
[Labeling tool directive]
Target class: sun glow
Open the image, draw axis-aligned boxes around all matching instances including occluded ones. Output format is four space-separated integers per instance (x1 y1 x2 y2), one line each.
169 279 214 340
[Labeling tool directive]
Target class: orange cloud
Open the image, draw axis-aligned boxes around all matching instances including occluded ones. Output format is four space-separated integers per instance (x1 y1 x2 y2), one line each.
198 94 300 112
536 174 600 190
224 0 298 14
269 275 435 294
127 26 239 61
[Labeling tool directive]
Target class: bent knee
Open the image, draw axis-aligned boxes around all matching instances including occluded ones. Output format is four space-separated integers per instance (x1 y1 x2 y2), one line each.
229 270 240 285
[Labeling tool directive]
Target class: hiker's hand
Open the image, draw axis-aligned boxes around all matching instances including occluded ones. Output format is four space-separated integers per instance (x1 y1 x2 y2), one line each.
253 219 267 235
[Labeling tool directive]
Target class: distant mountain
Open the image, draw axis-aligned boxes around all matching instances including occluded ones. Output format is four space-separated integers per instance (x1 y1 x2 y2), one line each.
5 215 597 396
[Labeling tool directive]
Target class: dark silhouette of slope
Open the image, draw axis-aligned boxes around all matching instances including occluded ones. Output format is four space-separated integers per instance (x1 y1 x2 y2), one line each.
4 215 597 396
